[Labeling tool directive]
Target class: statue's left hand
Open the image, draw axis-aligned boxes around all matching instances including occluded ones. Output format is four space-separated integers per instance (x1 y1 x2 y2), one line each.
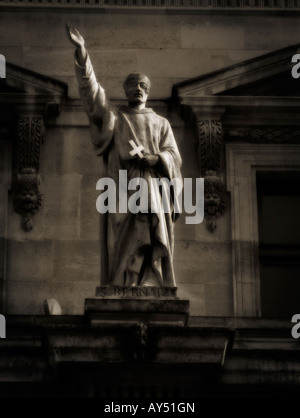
140 154 160 169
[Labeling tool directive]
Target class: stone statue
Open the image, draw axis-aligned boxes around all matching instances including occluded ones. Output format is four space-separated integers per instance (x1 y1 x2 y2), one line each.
66 23 182 288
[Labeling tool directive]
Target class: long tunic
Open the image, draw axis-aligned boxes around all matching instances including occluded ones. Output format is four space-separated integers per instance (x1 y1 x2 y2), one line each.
75 54 182 287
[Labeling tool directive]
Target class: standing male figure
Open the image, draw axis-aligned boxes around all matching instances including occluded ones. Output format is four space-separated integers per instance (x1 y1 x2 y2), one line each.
66 23 182 288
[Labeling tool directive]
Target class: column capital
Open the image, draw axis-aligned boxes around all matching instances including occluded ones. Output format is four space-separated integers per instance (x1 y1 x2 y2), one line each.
189 104 226 121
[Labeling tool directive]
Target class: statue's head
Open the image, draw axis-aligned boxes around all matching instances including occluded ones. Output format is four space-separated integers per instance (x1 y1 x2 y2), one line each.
123 73 151 106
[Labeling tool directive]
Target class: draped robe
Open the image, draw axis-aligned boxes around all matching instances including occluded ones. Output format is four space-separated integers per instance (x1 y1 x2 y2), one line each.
75 55 182 287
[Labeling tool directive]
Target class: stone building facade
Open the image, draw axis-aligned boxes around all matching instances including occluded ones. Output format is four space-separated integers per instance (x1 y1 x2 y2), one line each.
0 1 300 399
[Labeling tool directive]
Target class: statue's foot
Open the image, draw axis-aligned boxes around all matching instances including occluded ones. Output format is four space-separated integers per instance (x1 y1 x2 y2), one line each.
140 278 160 287
125 270 139 287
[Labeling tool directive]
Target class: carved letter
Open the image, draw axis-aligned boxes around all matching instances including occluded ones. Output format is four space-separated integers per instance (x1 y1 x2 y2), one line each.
0 314 6 338
0 54 5 78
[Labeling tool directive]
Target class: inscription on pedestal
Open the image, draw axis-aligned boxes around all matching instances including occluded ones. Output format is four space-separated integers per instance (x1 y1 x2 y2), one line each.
95 286 178 299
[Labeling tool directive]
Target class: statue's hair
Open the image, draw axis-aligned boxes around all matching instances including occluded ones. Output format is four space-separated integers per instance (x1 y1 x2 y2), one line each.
123 73 151 93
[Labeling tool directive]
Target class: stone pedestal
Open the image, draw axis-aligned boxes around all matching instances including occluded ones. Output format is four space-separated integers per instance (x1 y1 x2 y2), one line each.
84 286 190 326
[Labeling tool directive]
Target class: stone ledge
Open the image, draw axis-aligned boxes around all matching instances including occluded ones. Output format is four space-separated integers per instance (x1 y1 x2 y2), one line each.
85 298 189 312
1 0 300 13
2 315 300 390
46 327 230 365
84 297 190 326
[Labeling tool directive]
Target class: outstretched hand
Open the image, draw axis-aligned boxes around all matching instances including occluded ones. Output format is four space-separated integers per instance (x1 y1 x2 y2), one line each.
66 22 87 65
66 22 85 49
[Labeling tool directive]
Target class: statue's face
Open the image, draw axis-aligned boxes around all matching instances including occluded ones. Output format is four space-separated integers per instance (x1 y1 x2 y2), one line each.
125 76 149 105
204 190 221 216
18 190 38 212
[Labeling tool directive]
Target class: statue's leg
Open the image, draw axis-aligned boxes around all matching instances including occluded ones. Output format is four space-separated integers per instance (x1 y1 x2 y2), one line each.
139 250 162 287
124 271 138 286
125 252 145 286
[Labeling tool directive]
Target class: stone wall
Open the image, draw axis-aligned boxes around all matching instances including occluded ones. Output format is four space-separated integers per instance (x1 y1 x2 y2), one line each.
2 8 298 315
2 11 300 99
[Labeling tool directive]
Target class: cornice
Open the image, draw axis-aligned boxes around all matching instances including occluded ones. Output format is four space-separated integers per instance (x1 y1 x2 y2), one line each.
179 96 300 109
174 44 300 99
1 0 300 13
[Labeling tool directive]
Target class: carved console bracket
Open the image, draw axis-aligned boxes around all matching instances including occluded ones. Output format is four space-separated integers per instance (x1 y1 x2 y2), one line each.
194 108 226 233
13 115 44 231
1 62 67 232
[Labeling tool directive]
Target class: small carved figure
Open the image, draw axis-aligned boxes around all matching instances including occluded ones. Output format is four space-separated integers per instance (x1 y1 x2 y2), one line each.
204 172 226 233
13 168 42 231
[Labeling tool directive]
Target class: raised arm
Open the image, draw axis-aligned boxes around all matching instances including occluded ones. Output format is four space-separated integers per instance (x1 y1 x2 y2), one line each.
66 23 116 156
